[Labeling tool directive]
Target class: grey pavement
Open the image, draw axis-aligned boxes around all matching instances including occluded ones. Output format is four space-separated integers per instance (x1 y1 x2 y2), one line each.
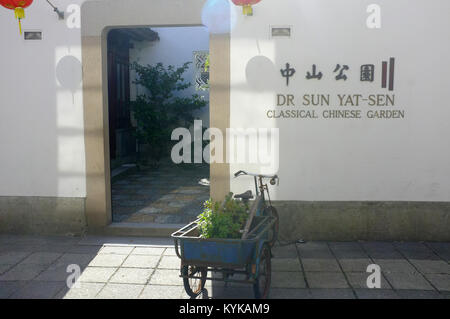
0 235 449 299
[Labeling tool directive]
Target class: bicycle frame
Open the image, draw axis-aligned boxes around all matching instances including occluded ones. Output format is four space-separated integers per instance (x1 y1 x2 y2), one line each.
234 170 278 207
235 171 278 239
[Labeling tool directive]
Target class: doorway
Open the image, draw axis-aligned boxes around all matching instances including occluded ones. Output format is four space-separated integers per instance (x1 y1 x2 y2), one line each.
107 26 211 225
81 0 230 229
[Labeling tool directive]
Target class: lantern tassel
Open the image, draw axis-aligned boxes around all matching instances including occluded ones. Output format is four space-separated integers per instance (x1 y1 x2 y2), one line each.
242 4 253 16
14 7 25 35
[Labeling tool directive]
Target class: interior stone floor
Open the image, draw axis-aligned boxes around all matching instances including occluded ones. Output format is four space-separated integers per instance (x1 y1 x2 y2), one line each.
111 163 209 224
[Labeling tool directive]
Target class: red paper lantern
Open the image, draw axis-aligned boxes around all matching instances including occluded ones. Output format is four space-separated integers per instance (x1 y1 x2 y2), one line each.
232 0 261 16
0 0 33 34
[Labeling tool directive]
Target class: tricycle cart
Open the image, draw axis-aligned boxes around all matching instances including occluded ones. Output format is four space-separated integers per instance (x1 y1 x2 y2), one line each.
172 171 279 299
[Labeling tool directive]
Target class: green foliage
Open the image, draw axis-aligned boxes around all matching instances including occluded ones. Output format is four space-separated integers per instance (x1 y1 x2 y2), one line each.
197 193 249 239
131 62 207 163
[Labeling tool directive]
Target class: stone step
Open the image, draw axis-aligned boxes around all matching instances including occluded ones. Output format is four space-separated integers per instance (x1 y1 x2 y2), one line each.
89 222 185 237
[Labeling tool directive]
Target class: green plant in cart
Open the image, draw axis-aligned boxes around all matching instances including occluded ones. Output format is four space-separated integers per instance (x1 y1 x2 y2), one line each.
197 193 249 239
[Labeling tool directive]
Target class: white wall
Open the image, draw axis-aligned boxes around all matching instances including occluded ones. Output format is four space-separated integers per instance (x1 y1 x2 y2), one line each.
0 0 86 197
130 26 210 126
230 0 450 202
1 0 449 203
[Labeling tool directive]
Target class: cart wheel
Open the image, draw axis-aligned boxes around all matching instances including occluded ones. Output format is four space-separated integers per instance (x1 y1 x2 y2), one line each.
253 244 271 299
265 206 279 247
182 265 207 298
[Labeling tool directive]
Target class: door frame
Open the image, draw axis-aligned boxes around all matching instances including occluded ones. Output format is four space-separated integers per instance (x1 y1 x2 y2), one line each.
81 0 230 229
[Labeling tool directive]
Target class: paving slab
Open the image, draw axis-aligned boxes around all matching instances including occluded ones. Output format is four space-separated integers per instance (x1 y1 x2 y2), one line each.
328 242 369 258
78 236 172 246
296 242 334 259
99 246 134 255
158 256 181 269
424 274 450 291
309 288 355 299
394 242 440 260
88 254 127 267
131 247 166 255
34 263 81 282
66 245 103 254
339 258 373 272
354 289 400 299
210 272 248 288
374 259 417 273
269 288 312 299
62 282 105 299
0 281 26 298
163 247 178 256
96 283 145 299
305 272 349 289
10 281 65 299
149 269 183 286
0 264 13 275
54 253 96 268
208 287 254 299
0 245 13 253
1 235 448 300
302 258 341 272
0 264 49 281
271 271 306 288
140 285 184 299
20 252 62 266
396 289 444 299
441 291 450 299
109 268 153 284
426 242 450 261
122 255 160 268
78 267 117 283
383 272 435 290
271 245 298 259
409 259 450 274
0 251 31 265
345 272 391 289
29 244 76 254
361 242 403 259
0 244 41 253
272 258 302 272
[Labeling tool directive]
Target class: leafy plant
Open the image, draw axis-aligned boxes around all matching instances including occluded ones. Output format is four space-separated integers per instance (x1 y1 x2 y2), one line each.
197 193 249 239
131 62 207 164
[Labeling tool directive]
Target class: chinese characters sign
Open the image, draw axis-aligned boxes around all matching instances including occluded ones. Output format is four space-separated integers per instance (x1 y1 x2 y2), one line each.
271 57 403 120
281 58 395 90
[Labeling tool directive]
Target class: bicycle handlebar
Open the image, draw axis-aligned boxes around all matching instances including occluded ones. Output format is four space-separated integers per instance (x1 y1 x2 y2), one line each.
234 170 278 180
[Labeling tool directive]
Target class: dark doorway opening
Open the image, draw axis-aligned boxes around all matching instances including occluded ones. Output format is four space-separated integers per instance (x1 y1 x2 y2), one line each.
107 26 210 225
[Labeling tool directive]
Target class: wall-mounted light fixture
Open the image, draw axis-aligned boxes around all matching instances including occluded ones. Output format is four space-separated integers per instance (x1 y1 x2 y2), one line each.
271 26 292 39
46 0 64 20
24 30 43 40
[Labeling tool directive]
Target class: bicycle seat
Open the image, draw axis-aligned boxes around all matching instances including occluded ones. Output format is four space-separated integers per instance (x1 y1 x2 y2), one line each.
234 190 253 200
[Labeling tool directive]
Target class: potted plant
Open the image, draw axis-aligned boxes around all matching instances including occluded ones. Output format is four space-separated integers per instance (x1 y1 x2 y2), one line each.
197 193 249 239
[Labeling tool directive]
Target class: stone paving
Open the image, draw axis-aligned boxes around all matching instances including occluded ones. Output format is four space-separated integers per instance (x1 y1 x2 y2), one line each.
0 235 449 299
111 163 209 224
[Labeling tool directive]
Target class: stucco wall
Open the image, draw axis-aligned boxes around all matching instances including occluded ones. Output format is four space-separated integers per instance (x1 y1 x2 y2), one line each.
230 0 450 203
0 0 86 198
0 0 449 238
